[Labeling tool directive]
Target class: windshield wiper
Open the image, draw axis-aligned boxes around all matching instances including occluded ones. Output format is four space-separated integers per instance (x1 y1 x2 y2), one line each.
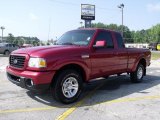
56 42 80 46
62 42 74 45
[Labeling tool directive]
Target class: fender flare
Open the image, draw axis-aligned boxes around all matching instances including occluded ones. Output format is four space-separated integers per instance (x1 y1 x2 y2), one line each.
131 54 146 72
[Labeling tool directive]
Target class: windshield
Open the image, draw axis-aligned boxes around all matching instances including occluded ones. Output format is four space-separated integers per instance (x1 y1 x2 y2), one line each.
56 30 95 46
0 43 6 47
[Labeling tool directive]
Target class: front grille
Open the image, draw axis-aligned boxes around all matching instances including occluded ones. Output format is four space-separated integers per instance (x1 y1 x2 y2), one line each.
10 55 25 68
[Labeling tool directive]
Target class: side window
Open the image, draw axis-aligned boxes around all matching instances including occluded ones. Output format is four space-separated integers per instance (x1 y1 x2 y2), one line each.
7 44 10 47
95 31 114 48
12 44 15 47
116 33 124 48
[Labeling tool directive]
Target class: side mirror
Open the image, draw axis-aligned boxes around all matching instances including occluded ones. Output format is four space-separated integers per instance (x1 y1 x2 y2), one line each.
93 40 106 48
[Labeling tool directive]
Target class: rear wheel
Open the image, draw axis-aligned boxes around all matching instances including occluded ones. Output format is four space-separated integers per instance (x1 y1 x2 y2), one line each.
4 50 10 55
104 76 109 79
51 69 83 104
130 64 144 83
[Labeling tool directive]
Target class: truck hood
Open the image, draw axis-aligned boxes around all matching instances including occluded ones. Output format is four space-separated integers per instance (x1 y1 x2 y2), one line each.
13 45 64 54
12 45 89 57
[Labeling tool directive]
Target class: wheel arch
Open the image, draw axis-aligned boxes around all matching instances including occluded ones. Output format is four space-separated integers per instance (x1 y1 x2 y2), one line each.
133 58 146 75
4 49 10 54
51 63 88 87
139 58 146 75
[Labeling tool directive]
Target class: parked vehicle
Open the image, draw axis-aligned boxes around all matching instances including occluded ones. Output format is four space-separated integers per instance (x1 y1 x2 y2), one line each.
6 29 151 104
148 42 159 51
157 44 160 51
20 44 33 48
0 43 19 55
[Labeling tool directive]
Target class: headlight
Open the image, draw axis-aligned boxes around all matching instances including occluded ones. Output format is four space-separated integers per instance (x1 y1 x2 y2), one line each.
28 58 47 68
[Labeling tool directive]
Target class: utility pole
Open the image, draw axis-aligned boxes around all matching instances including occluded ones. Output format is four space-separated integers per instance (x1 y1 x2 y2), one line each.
118 4 124 38
1 26 5 42
80 21 83 28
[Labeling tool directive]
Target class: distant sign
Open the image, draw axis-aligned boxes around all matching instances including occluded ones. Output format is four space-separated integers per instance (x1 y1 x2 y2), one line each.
81 4 95 20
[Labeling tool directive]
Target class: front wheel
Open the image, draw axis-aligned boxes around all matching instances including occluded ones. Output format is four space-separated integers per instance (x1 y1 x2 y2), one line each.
51 69 83 104
130 64 144 83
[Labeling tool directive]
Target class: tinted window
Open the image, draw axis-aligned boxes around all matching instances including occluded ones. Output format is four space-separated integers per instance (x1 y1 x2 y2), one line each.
8 44 12 47
12 44 15 47
95 31 114 48
115 33 124 48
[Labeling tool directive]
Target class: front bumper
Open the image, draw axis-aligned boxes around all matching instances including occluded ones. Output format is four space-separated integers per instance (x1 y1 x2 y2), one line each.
6 66 56 92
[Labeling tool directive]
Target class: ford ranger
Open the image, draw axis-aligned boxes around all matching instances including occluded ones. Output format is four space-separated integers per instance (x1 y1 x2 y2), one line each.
6 28 151 103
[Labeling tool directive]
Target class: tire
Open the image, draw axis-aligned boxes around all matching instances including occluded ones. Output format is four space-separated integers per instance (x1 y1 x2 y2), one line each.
51 69 83 104
104 76 109 79
4 50 10 55
130 64 144 83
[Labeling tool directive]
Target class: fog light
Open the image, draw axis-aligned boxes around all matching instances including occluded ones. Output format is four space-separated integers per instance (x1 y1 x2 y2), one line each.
26 79 34 87
31 80 34 86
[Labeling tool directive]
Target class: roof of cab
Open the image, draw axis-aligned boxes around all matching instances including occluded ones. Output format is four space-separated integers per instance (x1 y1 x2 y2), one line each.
78 28 121 34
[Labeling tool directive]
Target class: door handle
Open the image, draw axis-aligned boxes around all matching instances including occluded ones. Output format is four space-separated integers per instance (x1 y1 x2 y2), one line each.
81 54 90 59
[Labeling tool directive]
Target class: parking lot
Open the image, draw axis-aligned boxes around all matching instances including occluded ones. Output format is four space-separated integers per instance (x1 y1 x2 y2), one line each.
0 56 160 120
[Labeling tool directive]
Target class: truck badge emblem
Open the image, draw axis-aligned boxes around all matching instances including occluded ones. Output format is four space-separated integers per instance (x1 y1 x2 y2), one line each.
13 59 18 64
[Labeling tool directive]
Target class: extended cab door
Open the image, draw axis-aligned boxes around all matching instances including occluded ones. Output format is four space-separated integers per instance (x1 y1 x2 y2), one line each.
90 30 118 78
113 32 128 72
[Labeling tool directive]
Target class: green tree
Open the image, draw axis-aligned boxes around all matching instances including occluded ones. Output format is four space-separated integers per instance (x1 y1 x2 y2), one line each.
92 22 107 28
92 23 132 43
89 22 160 43
148 24 160 43
13 39 18 45
7 33 15 43
47 42 50 45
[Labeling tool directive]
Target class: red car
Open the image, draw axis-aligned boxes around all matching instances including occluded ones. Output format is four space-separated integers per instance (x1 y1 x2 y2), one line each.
6 28 151 103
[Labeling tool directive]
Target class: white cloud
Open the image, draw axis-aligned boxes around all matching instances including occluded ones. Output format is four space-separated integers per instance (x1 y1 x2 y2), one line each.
147 3 160 12
29 13 38 20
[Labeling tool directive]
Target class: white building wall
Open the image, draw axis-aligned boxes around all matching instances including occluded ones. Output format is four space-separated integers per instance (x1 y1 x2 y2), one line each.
125 43 149 49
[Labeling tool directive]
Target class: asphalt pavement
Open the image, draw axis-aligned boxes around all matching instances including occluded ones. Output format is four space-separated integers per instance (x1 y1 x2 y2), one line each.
0 56 160 120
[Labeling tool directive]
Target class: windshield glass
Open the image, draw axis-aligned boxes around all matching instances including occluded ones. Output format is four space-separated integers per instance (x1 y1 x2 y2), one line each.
0 43 5 47
56 30 95 46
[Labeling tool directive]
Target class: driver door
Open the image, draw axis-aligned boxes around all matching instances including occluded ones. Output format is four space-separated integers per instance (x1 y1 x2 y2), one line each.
90 30 118 78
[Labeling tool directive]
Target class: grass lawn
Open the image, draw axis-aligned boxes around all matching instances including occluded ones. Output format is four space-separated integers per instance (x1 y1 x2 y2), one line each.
151 52 160 60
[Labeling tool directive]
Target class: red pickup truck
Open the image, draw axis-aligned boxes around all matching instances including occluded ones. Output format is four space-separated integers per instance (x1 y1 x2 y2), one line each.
6 28 151 103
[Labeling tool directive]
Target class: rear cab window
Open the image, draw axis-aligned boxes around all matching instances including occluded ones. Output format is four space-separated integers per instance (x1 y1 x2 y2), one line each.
115 33 125 48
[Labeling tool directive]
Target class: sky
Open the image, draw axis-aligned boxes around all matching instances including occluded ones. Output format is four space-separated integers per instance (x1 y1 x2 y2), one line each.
0 0 160 41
